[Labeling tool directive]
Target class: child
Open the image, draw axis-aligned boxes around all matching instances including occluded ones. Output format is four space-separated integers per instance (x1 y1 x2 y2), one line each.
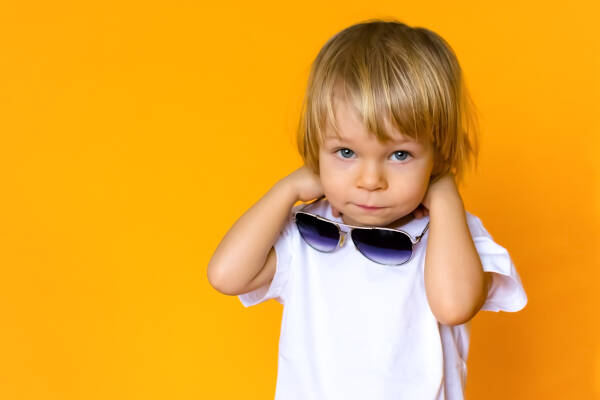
207 18 528 399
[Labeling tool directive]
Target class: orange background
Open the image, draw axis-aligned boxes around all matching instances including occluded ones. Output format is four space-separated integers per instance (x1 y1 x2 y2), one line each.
1 1 599 399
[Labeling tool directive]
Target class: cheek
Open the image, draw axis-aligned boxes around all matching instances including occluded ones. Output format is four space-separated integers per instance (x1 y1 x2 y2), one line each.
391 171 431 203
319 154 347 181
319 172 343 194
414 180 432 204
318 159 346 201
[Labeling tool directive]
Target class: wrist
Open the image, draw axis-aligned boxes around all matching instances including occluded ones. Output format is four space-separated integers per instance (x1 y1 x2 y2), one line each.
429 189 464 216
274 176 301 204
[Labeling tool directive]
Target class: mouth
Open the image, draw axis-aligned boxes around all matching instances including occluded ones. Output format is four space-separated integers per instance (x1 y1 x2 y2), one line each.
355 204 386 211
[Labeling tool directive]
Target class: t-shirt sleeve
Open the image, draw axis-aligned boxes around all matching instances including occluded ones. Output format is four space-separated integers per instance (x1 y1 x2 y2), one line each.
466 212 528 313
237 204 299 308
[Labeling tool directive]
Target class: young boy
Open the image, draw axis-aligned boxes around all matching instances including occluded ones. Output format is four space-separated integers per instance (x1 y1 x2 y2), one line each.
207 18 527 399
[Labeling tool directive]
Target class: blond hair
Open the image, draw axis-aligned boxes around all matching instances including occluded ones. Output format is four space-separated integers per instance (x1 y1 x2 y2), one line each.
296 18 480 186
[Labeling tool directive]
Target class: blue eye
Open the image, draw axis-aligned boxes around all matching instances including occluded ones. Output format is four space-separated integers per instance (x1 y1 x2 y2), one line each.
334 148 412 161
391 151 411 161
336 148 355 158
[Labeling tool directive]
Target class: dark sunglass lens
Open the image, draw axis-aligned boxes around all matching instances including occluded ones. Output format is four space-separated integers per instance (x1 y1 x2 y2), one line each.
351 229 413 265
295 213 340 252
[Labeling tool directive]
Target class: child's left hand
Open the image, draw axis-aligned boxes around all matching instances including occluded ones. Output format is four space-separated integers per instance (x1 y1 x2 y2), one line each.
412 172 459 219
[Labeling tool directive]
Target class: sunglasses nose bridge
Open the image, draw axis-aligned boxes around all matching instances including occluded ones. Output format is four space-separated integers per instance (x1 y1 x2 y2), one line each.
338 231 347 247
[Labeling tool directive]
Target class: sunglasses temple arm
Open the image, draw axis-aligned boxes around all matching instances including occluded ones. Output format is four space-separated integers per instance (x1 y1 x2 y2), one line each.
414 222 430 243
297 194 327 212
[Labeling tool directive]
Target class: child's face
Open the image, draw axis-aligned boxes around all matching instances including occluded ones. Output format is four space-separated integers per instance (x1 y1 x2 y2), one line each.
318 95 434 228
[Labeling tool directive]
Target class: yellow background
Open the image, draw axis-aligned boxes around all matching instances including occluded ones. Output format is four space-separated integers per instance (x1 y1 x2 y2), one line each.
1 1 599 399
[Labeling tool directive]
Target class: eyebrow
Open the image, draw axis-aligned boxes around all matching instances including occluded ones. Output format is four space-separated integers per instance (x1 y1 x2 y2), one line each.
324 135 417 145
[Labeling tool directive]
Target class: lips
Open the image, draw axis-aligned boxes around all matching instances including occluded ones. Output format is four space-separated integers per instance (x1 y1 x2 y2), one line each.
356 204 385 210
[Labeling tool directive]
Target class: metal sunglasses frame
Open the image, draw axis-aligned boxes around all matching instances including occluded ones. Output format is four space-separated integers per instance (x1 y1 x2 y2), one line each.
292 195 430 266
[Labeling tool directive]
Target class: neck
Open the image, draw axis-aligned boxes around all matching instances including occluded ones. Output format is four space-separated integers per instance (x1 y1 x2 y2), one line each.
383 213 417 229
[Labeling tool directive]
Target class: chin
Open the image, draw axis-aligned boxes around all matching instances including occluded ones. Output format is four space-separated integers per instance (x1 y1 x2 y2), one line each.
344 212 390 227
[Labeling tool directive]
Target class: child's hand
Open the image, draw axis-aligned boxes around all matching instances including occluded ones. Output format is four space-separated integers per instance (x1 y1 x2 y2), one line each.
413 173 460 218
281 165 325 203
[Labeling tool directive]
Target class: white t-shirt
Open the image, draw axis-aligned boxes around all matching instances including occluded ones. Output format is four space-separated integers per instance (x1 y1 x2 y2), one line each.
238 198 527 399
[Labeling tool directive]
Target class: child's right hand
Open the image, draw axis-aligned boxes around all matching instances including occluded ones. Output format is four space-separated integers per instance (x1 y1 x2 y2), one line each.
280 165 324 203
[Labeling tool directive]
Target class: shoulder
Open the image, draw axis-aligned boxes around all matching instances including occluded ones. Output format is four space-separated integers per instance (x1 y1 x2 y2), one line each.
464 210 491 239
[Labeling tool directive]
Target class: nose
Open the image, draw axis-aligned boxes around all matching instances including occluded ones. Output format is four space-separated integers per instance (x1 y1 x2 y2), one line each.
356 161 387 191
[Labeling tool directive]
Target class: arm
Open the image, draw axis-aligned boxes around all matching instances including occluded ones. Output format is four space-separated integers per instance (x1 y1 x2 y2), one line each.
421 175 492 326
207 166 323 296
207 179 299 295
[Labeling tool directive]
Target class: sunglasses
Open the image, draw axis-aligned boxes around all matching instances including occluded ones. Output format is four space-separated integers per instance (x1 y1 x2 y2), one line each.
293 195 429 266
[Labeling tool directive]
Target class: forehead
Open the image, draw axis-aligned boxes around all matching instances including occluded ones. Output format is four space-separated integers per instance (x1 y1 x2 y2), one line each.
324 92 425 146
323 131 417 144
322 124 426 149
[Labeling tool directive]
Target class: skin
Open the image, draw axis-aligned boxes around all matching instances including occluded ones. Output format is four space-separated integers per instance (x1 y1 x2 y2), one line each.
318 93 492 326
319 94 434 229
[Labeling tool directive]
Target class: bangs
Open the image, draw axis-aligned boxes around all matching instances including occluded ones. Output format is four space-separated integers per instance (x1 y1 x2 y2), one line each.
313 24 451 147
